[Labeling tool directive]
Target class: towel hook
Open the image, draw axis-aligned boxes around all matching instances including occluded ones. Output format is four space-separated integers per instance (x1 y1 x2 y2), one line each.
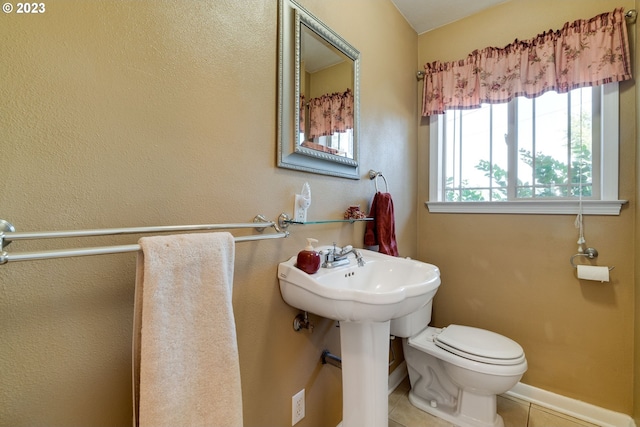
368 169 389 193
569 247 614 271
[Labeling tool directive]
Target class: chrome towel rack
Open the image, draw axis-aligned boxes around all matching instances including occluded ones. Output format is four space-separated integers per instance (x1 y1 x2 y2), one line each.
368 169 389 193
0 215 288 264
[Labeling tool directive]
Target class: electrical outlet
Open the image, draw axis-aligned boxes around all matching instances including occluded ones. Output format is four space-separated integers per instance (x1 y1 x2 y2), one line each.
294 194 307 222
292 389 305 425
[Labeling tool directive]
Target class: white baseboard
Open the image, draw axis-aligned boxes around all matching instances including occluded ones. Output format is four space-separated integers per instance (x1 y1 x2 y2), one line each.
506 382 636 427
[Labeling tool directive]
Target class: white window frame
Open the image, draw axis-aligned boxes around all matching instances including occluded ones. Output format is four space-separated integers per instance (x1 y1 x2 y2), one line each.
427 83 627 215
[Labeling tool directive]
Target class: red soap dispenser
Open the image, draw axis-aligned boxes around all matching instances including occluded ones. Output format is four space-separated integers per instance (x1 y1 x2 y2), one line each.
297 238 321 274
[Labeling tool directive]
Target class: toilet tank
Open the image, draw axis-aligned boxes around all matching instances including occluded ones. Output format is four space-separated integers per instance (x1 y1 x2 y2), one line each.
390 300 433 337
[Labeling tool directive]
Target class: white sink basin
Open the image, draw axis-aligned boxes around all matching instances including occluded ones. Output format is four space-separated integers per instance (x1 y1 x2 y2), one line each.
278 247 441 427
278 247 441 322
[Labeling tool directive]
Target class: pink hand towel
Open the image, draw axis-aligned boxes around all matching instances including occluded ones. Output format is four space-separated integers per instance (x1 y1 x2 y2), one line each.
132 232 243 427
364 192 399 256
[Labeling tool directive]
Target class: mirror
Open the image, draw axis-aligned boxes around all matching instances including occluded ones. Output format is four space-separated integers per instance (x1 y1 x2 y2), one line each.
278 0 360 179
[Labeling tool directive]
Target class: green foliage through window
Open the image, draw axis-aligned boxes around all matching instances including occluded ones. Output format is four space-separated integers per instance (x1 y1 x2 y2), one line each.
443 88 595 202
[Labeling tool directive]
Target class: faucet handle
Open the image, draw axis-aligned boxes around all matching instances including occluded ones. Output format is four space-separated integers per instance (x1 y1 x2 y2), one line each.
320 249 332 263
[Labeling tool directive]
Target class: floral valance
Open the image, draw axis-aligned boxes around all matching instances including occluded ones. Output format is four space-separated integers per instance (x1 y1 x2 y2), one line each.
422 8 632 116
306 89 354 139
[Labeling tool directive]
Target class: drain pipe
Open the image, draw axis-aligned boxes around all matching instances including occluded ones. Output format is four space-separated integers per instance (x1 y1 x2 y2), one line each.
321 349 342 369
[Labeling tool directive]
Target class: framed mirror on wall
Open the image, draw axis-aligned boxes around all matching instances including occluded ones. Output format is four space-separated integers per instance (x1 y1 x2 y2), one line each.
277 0 361 179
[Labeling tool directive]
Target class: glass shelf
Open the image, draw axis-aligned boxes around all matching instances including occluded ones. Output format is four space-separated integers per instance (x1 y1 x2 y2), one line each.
277 213 371 229
286 218 372 225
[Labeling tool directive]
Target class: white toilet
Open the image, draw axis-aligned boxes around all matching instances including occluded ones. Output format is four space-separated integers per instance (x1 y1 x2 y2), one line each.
390 301 527 427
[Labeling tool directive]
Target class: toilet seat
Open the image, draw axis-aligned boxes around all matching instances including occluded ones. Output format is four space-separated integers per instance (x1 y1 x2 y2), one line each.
434 325 525 365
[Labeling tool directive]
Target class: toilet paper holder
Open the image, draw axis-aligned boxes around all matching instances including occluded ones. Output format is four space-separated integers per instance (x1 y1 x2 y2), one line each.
569 247 614 271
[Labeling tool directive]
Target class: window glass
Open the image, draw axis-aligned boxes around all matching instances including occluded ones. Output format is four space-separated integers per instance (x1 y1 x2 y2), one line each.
440 87 596 202
428 83 621 215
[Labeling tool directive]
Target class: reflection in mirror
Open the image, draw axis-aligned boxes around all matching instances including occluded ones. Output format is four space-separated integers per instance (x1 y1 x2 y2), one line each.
299 24 354 159
278 0 360 179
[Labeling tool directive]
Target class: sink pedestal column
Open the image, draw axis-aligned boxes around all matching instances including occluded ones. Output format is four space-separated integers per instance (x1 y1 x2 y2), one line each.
339 320 390 427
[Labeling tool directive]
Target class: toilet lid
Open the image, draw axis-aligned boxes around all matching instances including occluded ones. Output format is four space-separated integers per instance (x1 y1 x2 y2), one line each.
435 325 525 365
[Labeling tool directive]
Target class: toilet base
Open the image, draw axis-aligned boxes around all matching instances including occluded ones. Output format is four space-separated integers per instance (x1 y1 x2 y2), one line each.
408 389 505 427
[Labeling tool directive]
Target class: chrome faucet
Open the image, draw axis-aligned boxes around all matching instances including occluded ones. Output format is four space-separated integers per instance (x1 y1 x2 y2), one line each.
321 244 365 268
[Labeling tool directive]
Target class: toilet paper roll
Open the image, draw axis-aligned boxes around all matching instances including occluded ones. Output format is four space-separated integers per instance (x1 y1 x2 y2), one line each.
576 265 610 282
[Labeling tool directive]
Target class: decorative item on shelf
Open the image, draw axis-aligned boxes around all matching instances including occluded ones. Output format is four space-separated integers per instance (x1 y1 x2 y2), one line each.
344 205 367 220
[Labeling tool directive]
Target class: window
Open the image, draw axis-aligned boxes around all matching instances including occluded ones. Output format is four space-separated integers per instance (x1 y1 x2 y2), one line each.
428 83 625 215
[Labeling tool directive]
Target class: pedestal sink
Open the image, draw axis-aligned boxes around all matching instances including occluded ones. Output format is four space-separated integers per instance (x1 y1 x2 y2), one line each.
278 247 441 427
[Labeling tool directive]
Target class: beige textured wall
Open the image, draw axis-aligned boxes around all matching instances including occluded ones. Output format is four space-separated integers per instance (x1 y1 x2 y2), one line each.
417 0 636 414
0 1 418 426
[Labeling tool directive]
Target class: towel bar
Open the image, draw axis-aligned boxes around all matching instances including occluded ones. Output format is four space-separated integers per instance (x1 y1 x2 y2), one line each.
0 215 288 264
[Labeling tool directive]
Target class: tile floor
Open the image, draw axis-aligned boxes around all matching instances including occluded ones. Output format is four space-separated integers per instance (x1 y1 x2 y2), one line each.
388 378 600 427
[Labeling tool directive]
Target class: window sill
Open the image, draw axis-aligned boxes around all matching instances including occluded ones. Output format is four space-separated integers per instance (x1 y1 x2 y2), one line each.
425 200 627 215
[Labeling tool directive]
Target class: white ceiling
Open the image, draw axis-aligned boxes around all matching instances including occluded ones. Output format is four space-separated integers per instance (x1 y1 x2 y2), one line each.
390 0 510 34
